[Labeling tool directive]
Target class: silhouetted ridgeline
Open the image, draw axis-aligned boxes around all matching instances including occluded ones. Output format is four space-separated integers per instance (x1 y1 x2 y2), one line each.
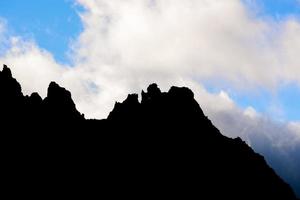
0 65 298 199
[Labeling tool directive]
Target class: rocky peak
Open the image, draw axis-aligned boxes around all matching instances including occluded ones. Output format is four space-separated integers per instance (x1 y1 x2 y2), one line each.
167 86 204 117
2 64 12 78
168 86 194 99
124 93 139 105
43 81 83 121
108 93 140 121
47 81 72 100
0 64 23 100
29 92 43 104
141 83 161 103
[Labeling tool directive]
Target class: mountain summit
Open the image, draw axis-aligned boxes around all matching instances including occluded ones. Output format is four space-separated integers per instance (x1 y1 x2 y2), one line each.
0 65 297 199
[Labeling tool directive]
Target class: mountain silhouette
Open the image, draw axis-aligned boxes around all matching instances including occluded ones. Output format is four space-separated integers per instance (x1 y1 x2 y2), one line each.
0 65 298 199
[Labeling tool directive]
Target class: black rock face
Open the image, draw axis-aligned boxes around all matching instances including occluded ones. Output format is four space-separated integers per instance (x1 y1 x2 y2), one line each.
43 81 83 121
0 65 298 199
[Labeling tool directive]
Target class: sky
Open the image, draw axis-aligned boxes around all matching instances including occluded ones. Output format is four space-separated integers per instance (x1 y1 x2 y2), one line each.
0 0 300 196
0 0 300 121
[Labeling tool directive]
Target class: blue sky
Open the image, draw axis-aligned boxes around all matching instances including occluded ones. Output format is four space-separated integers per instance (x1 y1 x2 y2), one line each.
0 0 83 64
252 0 300 18
0 0 300 121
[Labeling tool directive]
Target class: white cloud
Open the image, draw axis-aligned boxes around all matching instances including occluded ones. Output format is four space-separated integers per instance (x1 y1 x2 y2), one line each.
1 37 67 97
244 106 259 118
289 122 300 138
1 0 300 119
74 0 300 89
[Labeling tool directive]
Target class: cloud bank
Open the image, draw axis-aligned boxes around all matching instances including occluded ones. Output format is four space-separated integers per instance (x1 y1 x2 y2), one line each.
0 0 299 195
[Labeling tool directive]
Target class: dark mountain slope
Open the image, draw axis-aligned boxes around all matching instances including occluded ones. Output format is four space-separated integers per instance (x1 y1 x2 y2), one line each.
0 65 297 199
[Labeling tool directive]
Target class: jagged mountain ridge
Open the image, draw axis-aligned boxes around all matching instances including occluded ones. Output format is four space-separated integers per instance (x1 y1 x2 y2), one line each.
0 65 297 199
